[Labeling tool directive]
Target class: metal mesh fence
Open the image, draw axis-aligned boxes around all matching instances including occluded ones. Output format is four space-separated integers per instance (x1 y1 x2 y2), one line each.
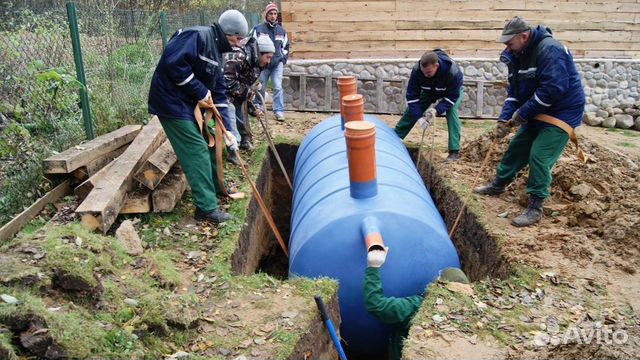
0 0 271 226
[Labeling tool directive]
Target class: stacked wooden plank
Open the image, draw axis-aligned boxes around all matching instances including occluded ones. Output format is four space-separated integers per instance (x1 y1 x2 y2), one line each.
282 0 640 59
42 117 188 233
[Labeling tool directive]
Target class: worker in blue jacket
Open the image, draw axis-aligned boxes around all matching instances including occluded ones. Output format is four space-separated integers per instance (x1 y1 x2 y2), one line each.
475 16 585 227
148 10 249 224
251 2 290 122
394 49 464 161
364 245 469 360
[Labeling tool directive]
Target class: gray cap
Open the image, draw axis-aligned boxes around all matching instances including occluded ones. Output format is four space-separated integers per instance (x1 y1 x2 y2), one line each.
257 35 275 53
218 9 248 36
497 16 530 43
439 267 470 284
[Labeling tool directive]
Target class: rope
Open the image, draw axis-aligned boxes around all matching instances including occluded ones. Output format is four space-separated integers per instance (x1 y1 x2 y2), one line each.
448 135 499 239
210 105 289 257
255 91 293 190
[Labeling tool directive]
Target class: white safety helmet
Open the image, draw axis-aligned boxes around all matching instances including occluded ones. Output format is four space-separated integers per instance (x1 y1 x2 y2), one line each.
257 35 275 53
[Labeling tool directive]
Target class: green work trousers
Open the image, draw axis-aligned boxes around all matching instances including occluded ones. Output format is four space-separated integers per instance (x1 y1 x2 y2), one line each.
496 126 569 199
159 118 223 212
394 88 463 152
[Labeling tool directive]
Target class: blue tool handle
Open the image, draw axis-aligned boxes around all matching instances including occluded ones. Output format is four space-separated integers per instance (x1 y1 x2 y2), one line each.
314 296 348 360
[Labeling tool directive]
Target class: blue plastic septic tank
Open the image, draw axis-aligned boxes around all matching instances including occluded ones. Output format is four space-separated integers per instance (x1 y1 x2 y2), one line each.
289 114 461 355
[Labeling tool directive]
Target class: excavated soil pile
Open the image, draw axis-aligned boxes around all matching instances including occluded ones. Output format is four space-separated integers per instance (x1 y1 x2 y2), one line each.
461 133 640 270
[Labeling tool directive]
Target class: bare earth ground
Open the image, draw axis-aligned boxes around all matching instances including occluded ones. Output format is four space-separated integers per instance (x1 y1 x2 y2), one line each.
2 110 638 359
263 110 640 359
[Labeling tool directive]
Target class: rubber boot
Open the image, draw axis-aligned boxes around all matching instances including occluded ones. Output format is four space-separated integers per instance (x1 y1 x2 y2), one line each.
194 208 232 223
239 137 253 150
511 195 544 227
447 150 460 162
474 178 508 196
227 150 240 166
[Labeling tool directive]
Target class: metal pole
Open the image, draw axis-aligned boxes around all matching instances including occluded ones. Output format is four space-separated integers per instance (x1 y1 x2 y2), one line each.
160 11 168 50
199 11 206 26
66 2 93 140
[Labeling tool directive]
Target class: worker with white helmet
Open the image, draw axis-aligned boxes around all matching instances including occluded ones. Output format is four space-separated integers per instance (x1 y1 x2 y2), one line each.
148 9 249 224
223 35 275 159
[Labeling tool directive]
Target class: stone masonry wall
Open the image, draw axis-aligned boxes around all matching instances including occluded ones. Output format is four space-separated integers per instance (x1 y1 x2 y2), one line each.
281 58 640 130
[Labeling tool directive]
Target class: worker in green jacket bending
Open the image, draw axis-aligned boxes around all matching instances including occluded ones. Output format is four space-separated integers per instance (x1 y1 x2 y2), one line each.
363 247 469 360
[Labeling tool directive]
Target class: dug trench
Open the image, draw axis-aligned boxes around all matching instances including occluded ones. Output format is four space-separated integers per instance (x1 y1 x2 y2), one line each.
230 142 511 359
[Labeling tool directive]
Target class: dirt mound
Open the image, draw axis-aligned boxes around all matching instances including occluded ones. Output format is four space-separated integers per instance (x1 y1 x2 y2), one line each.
461 133 640 269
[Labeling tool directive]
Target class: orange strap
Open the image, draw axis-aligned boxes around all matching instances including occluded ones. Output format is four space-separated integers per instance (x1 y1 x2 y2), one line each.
535 114 586 163
210 105 289 257
194 105 215 147
194 104 227 196
212 113 228 197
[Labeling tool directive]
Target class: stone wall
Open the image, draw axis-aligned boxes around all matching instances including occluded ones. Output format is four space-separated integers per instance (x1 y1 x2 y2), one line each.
281 58 640 130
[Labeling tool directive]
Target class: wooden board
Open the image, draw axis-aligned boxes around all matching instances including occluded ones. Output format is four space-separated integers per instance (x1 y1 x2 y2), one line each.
76 117 166 233
43 125 141 174
74 158 117 199
152 167 187 213
120 188 152 214
134 139 177 190
72 145 128 181
0 180 72 243
283 0 640 59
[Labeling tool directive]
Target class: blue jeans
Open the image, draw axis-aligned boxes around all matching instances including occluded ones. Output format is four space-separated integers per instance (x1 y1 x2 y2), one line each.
259 62 285 115
227 102 250 141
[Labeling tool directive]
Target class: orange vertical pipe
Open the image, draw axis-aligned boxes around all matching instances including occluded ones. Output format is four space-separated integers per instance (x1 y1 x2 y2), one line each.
337 75 357 119
342 94 365 123
344 121 377 198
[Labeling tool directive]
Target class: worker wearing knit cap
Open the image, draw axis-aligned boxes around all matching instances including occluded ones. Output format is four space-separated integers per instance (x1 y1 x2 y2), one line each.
251 2 290 122
148 10 249 224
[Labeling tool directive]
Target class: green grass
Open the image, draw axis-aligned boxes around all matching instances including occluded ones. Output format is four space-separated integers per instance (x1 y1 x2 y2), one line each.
0 287 110 359
0 331 18 360
606 128 640 137
616 141 637 148
146 250 182 289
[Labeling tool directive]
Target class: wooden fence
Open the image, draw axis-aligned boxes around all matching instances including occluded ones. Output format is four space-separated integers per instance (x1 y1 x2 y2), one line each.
281 0 640 59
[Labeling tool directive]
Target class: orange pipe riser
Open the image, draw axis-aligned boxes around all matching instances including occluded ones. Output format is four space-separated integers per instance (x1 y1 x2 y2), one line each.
337 76 357 129
342 94 365 123
337 76 357 114
344 121 377 199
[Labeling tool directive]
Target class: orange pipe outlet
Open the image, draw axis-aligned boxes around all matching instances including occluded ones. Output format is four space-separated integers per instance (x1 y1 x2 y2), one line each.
342 94 365 123
344 121 377 198
337 76 357 122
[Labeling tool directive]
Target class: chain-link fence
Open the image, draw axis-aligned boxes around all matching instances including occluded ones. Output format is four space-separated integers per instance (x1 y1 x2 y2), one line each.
0 0 272 226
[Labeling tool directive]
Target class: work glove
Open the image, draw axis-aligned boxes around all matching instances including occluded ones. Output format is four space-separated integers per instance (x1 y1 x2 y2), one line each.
417 108 437 130
253 107 264 118
493 120 511 139
224 131 239 152
367 246 389 268
198 90 214 109
510 110 526 126
250 81 263 92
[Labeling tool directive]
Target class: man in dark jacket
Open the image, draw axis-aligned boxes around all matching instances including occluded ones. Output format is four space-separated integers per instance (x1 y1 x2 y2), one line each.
474 17 585 227
224 35 275 154
394 49 464 161
364 246 469 360
148 9 248 224
251 2 290 122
